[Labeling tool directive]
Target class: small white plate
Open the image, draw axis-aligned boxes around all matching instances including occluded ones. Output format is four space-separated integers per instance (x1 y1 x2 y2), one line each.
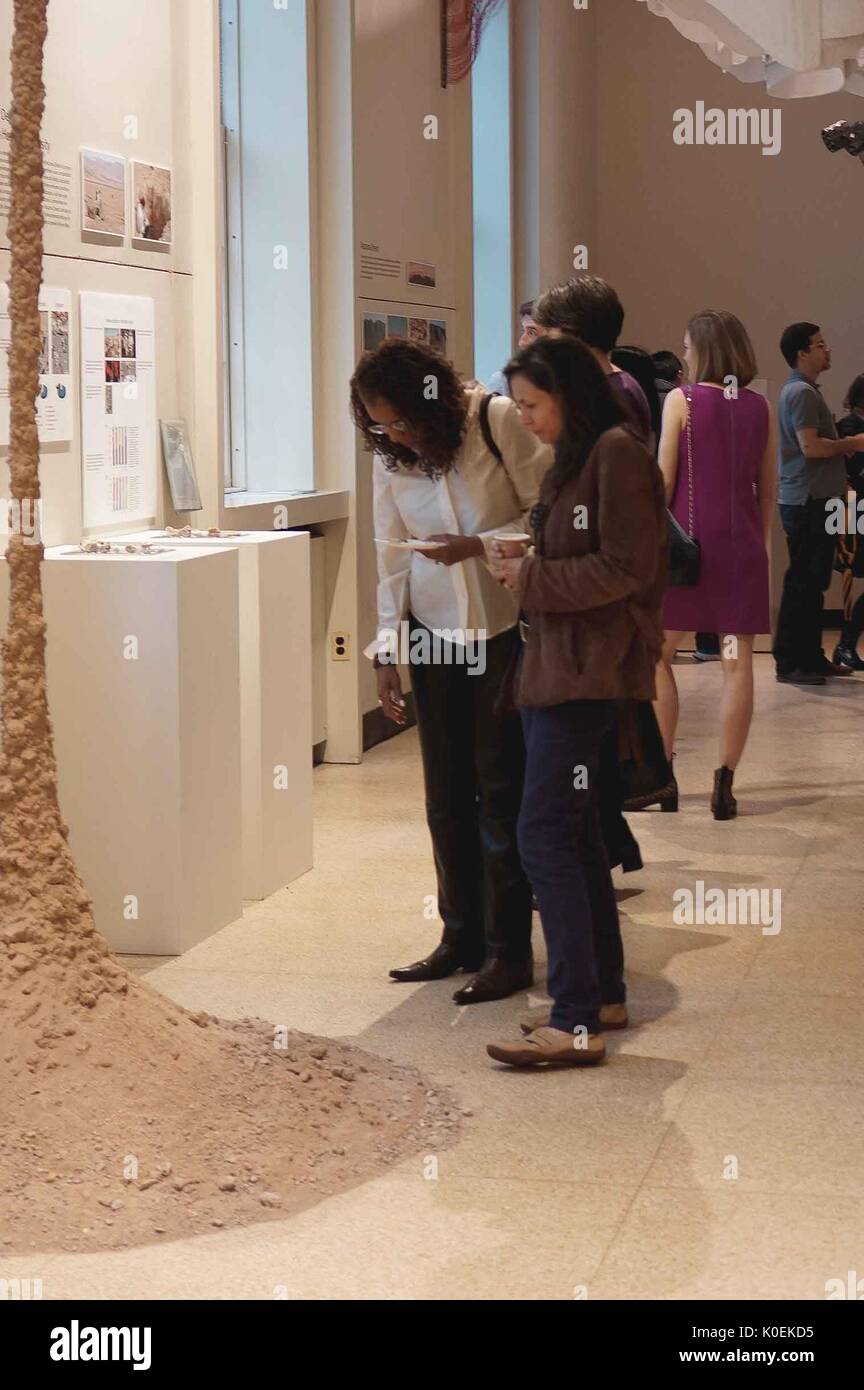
374 537 445 550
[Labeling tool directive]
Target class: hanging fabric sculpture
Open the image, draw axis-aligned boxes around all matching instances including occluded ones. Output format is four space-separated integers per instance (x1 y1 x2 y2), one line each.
440 0 505 87
635 0 864 98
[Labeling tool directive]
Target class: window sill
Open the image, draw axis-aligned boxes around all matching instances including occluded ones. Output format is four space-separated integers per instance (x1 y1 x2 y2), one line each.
222 489 350 528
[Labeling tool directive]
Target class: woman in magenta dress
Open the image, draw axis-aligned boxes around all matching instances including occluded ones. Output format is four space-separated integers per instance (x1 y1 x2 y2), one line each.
656 310 776 819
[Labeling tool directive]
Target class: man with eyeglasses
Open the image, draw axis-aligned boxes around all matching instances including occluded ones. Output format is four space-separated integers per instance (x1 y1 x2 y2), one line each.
774 322 864 684
486 299 539 396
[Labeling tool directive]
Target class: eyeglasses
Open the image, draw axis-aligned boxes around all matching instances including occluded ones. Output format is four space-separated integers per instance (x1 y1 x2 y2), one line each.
368 419 408 436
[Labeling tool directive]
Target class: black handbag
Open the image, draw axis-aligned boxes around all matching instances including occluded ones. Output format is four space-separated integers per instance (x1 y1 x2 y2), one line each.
666 387 701 587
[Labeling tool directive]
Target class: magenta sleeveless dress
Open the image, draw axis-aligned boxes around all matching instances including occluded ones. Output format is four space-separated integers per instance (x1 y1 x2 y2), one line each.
662 385 770 634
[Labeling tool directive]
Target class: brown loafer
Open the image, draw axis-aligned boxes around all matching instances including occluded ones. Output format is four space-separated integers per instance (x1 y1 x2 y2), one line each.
519 1001 628 1034
487 1027 606 1068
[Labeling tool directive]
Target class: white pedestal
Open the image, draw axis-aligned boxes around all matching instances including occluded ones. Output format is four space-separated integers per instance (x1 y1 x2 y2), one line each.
1 546 243 954
113 530 313 899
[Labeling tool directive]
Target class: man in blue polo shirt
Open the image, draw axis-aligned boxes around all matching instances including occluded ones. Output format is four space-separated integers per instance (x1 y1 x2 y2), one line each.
773 323 864 684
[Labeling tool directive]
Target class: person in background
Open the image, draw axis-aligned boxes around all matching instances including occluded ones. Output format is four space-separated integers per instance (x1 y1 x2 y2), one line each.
487 299 539 396
832 372 864 670
485 335 666 1069
534 278 669 844
612 345 661 449
652 349 683 411
656 310 776 820
654 348 719 662
773 323 864 685
692 632 722 662
351 339 551 1005
533 276 652 445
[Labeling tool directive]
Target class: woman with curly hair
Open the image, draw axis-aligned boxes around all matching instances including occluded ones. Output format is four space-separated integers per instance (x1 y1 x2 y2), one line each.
351 339 551 1005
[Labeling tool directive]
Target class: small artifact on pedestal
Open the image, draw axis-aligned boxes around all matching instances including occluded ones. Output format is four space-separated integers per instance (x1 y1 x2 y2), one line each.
165 524 243 538
65 539 175 555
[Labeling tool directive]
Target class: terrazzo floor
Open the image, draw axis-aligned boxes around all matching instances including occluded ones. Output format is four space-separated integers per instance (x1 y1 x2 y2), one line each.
14 650 864 1300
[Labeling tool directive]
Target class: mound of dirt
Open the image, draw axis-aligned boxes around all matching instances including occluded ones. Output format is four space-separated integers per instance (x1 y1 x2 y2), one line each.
0 968 460 1255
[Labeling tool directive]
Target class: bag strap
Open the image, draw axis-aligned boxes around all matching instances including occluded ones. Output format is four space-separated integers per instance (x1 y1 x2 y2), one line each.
683 386 695 538
478 392 503 464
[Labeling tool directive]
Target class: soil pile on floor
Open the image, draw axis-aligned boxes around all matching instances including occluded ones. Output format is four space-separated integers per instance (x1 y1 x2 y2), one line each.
0 966 460 1254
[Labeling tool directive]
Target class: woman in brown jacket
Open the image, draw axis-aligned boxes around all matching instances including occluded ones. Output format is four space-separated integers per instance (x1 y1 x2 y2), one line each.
486 335 667 1068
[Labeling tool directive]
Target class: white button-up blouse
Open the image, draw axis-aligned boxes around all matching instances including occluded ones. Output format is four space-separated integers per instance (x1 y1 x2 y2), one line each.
366 385 552 654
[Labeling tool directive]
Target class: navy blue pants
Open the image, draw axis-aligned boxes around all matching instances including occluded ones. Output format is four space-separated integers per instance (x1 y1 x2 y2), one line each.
518 700 625 1034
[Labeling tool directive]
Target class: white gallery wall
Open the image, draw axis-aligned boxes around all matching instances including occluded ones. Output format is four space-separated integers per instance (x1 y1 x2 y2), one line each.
351 0 475 717
0 0 220 545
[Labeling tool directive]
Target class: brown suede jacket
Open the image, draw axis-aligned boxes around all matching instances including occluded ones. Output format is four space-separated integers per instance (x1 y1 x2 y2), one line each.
515 425 667 706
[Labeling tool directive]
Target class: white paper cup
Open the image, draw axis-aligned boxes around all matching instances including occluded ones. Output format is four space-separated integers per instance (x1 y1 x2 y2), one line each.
493 533 530 558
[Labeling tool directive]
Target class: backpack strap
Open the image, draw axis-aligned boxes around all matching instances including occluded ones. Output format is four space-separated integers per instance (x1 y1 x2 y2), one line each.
478 392 503 465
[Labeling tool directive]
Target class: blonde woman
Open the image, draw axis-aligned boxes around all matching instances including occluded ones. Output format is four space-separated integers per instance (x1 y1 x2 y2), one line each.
655 310 776 819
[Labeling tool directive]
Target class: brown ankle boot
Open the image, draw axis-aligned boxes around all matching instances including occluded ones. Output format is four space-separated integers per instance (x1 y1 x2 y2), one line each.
711 766 737 820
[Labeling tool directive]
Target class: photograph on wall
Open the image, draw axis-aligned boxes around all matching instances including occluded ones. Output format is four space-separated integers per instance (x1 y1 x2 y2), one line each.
131 161 173 245
429 319 447 355
407 260 436 288
362 313 387 351
386 314 408 339
0 284 73 444
51 310 69 374
160 418 203 512
80 290 157 528
409 317 429 344
80 149 126 239
38 310 49 375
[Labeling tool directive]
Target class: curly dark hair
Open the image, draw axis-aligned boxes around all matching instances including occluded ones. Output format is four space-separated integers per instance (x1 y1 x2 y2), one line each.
504 335 630 488
350 339 468 477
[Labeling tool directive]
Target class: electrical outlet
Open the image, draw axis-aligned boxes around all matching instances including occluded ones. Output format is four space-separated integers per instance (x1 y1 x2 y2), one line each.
330 631 350 661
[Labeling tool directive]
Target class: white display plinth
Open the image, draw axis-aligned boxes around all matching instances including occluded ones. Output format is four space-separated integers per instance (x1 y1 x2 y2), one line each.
1 546 243 954
113 531 313 899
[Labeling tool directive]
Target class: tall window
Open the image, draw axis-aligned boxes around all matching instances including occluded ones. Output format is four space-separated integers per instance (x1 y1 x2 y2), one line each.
220 0 315 496
472 0 513 387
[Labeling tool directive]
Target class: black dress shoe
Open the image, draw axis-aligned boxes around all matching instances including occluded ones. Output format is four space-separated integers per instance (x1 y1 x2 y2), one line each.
833 643 864 671
452 957 533 1005
776 668 826 685
389 942 484 983
818 655 854 676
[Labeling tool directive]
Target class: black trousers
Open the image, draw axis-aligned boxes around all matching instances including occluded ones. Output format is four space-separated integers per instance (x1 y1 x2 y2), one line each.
773 500 838 674
409 617 533 963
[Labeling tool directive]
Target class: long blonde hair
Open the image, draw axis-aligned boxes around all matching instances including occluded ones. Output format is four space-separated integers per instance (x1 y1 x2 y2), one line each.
687 310 757 388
